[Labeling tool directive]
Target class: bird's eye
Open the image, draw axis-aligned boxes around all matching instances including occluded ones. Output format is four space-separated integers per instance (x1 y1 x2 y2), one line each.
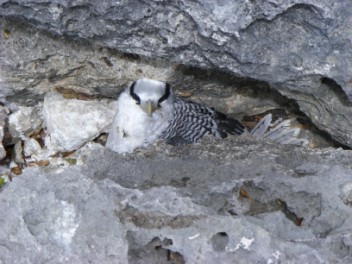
129 81 141 104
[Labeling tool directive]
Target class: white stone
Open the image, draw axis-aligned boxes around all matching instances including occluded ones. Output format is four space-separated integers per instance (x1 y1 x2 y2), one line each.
43 92 117 152
23 137 42 157
0 106 7 160
340 182 352 206
52 201 79 248
8 105 43 140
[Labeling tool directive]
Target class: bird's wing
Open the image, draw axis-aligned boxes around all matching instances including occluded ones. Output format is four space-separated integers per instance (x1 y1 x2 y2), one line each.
160 99 219 145
214 110 245 138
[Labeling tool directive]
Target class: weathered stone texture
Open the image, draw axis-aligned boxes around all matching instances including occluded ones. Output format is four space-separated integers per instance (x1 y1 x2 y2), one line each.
1 139 352 263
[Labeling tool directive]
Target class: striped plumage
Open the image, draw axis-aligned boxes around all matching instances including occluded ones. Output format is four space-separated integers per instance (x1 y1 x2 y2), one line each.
160 98 245 146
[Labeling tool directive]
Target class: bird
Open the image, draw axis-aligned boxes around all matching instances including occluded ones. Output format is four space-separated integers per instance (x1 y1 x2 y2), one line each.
106 78 307 153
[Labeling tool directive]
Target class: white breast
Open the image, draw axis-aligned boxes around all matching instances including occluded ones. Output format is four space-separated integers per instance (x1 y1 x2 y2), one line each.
106 92 174 153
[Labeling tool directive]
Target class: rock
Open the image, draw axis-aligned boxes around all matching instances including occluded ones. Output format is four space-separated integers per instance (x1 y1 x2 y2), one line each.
0 106 7 160
23 137 42 157
11 140 24 167
0 167 128 263
340 182 352 206
1 139 352 263
8 105 43 142
0 18 176 101
43 92 117 152
1 1 352 146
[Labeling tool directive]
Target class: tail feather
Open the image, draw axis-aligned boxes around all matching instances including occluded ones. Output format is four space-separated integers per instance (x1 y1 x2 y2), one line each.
269 128 300 143
262 119 293 141
251 114 308 146
250 114 272 138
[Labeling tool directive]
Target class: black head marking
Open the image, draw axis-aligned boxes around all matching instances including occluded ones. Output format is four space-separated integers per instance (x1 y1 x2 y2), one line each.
158 83 171 106
129 81 141 104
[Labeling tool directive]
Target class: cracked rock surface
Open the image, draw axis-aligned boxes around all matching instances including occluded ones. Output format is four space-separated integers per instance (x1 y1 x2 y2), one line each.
0 139 352 263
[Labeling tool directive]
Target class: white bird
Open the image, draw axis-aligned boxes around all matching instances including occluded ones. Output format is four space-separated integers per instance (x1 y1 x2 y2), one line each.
106 78 307 153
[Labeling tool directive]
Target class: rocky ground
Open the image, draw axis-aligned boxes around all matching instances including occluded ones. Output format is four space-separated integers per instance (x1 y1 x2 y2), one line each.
1 138 352 263
1 0 352 263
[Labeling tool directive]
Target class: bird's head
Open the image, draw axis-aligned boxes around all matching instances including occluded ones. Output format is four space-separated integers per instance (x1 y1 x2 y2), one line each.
128 78 175 117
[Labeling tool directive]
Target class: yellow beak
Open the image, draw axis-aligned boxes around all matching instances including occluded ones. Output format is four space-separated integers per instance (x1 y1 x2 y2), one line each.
140 100 156 117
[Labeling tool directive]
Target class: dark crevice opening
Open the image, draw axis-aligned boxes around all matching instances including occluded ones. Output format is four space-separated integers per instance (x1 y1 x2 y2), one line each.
320 77 352 107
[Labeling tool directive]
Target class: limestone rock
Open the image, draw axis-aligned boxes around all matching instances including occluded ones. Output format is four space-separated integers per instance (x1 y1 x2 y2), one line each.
0 106 6 160
340 182 352 207
23 137 42 157
8 105 43 142
43 92 117 152
1 139 352 263
0 167 128 263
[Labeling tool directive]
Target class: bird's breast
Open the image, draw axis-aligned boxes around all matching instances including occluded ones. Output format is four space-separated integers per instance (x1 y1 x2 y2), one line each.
118 109 172 145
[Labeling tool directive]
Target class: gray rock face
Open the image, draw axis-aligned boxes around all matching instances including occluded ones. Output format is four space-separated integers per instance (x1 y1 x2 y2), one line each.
0 106 6 159
1 139 352 263
1 0 352 146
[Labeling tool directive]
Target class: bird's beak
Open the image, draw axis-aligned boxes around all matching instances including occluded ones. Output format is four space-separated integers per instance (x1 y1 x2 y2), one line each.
140 100 156 117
